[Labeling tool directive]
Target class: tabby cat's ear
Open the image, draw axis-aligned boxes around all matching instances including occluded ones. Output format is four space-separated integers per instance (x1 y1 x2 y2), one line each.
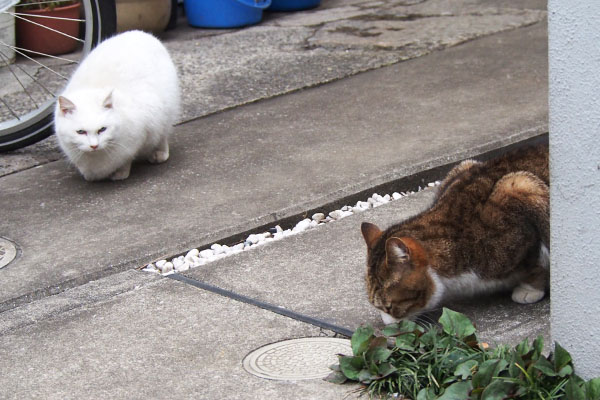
386 237 410 264
361 222 383 249
58 96 76 115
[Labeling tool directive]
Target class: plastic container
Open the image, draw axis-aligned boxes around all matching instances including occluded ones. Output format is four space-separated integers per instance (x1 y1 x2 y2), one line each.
268 0 320 11
184 0 271 28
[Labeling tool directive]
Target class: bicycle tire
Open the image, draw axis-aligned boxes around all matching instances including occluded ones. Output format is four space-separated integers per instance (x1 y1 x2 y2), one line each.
0 0 116 152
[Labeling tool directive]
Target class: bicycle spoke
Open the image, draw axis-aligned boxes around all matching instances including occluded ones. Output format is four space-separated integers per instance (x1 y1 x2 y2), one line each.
0 47 39 109
11 12 84 22
9 43 69 81
10 12 84 43
6 43 79 64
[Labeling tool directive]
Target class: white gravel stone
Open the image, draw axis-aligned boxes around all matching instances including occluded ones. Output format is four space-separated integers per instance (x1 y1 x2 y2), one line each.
392 192 402 200
312 212 325 222
233 243 244 251
329 210 344 220
156 259 167 268
159 262 174 274
186 249 199 259
383 194 391 201
274 225 283 233
199 249 214 259
211 244 225 255
247 234 260 244
175 261 190 272
428 182 435 187
294 218 311 232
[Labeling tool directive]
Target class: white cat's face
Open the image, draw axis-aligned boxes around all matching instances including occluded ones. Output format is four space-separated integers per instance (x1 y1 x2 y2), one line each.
55 90 120 154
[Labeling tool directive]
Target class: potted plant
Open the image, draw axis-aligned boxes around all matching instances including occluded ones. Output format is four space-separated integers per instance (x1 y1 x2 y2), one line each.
15 0 82 56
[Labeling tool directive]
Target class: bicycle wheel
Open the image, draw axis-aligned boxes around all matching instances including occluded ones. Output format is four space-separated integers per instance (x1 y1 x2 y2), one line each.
0 0 116 152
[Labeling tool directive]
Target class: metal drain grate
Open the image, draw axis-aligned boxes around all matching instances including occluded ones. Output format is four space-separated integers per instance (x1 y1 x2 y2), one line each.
0 237 17 269
243 337 352 381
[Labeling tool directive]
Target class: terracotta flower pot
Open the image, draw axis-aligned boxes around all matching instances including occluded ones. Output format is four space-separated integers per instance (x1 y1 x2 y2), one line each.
16 2 82 56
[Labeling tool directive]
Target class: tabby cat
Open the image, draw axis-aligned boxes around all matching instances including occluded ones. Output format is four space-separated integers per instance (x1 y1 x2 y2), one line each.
361 143 549 324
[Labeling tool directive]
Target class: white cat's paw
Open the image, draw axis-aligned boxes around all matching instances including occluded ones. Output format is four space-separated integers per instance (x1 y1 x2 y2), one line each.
512 284 545 304
148 150 169 164
110 164 131 181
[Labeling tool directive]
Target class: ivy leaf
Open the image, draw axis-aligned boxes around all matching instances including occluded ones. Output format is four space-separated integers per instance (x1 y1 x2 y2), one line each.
481 379 515 400
455 359 478 380
439 308 476 339
324 370 347 384
339 356 365 381
586 378 600 400
437 381 472 400
565 377 586 400
358 369 376 384
554 342 573 372
366 346 393 365
558 365 574 378
472 359 509 389
351 325 374 356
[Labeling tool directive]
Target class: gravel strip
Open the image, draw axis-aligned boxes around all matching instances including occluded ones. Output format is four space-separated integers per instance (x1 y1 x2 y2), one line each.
143 181 441 276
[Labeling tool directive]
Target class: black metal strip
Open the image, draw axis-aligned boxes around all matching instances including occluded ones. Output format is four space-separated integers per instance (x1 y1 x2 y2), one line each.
167 273 355 338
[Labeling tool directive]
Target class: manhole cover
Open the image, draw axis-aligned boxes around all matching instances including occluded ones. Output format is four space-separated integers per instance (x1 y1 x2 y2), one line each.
243 337 352 381
0 237 17 269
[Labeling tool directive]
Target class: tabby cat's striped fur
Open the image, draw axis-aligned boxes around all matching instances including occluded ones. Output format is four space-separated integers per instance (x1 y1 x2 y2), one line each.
361 143 549 323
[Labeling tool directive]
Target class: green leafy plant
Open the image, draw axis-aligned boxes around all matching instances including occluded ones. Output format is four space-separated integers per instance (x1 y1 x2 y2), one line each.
17 0 79 11
326 308 600 399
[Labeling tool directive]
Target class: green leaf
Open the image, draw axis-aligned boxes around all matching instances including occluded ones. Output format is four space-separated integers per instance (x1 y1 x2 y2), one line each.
481 379 515 400
515 338 532 359
554 342 573 372
532 357 558 377
439 308 476 339
472 359 509 389
558 365 574 378
508 353 525 378
416 387 437 400
324 370 347 384
366 346 393 364
395 332 417 351
455 360 478 380
329 363 340 372
382 320 420 336
351 325 374 356
358 368 376 384
376 362 398 378
564 377 586 400
437 381 472 400
532 335 544 359
586 378 600 400
339 356 365 381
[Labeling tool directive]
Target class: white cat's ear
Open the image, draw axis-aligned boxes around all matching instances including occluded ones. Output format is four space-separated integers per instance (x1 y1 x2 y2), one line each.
386 237 410 264
361 222 383 250
58 96 76 115
103 91 114 109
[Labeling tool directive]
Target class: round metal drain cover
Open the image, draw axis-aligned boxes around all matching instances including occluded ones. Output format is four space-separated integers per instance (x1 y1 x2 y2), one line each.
243 337 352 381
0 237 17 269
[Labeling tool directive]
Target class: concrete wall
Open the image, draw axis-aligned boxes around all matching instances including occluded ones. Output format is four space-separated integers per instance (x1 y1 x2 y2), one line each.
548 1 600 379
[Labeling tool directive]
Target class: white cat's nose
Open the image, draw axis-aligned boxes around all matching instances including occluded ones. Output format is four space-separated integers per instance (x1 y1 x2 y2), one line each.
90 145 98 150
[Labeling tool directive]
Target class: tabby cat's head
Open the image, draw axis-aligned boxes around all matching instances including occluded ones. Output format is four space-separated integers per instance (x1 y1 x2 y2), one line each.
361 222 435 323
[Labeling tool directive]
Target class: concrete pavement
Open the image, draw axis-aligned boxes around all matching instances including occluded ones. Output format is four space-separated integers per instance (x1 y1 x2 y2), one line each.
0 0 550 398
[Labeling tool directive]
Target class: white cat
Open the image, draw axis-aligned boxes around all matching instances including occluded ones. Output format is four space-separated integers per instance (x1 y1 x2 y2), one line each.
54 30 180 181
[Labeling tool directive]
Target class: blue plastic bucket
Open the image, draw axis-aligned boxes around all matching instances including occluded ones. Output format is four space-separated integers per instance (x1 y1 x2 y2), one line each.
185 0 272 28
268 0 320 11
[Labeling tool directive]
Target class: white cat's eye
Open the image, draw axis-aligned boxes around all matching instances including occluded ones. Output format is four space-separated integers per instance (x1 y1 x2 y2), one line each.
76 130 87 135
98 127 107 134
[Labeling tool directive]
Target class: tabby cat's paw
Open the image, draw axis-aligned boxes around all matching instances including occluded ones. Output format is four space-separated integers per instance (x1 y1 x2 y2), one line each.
512 284 545 304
